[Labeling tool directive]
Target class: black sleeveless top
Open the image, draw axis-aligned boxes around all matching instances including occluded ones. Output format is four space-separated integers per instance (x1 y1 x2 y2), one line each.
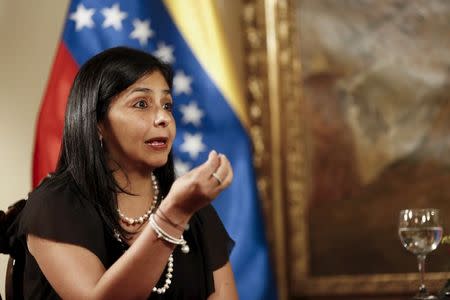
16 178 234 299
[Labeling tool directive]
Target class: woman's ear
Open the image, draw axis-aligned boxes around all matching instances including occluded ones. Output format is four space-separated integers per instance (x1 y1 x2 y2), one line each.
97 123 105 139
97 123 105 147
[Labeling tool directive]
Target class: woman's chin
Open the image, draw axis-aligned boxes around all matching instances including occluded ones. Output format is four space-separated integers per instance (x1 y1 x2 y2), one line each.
145 158 169 170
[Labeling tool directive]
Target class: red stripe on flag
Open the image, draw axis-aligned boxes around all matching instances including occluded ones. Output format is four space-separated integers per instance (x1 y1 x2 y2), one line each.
32 42 78 187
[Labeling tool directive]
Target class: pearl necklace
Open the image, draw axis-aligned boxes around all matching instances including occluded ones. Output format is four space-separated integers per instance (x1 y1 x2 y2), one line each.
117 173 159 226
114 172 180 295
113 234 176 295
152 254 174 294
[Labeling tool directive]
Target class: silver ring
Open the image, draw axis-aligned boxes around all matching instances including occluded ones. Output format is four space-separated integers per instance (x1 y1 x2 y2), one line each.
212 172 222 185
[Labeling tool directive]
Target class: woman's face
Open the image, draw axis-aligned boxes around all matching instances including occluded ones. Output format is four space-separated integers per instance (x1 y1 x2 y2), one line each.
99 71 176 174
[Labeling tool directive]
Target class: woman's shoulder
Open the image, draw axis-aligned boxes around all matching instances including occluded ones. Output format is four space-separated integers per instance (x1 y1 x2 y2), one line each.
20 174 104 239
27 175 82 205
24 174 98 220
19 174 109 267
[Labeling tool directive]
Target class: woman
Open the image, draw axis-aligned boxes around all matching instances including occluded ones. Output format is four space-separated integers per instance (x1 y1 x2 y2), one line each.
17 47 237 299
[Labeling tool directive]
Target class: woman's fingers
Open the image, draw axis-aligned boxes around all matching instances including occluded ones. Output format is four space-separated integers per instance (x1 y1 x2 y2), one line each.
203 150 220 175
210 154 232 188
220 155 233 187
187 150 219 178
187 150 232 196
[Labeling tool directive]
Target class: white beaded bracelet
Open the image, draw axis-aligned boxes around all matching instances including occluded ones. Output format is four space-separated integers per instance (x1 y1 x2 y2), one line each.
149 214 190 254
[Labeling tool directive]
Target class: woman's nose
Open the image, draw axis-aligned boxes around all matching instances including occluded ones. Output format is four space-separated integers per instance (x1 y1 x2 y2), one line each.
154 109 171 127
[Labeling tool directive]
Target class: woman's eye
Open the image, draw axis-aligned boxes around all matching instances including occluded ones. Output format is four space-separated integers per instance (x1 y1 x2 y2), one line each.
133 100 148 109
163 102 173 112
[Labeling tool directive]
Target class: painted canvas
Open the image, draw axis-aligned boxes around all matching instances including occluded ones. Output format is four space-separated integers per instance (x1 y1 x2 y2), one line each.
297 0 450 276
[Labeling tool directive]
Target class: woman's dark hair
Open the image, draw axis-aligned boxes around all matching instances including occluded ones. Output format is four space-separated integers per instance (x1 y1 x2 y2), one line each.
50 46 175 239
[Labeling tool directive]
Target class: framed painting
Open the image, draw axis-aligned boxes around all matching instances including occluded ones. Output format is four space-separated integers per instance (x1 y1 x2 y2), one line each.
242 0 450 298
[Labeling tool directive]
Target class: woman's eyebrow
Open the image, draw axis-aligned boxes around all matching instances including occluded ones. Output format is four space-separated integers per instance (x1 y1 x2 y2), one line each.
128 87 151 95
127 87 171 95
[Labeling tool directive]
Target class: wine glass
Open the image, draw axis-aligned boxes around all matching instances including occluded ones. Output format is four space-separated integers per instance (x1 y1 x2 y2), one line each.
399 208 443 300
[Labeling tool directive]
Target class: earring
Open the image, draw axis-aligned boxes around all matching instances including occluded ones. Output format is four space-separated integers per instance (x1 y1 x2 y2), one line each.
100 137 103 149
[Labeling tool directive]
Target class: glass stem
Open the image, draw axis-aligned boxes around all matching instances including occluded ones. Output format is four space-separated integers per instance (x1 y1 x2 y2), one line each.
417 254 427 293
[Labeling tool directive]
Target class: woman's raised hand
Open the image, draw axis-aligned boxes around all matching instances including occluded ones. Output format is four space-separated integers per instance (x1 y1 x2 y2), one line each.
161 150 233 218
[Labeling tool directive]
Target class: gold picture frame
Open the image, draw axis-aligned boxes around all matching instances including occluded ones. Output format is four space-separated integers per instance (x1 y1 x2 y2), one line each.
242 0 450 298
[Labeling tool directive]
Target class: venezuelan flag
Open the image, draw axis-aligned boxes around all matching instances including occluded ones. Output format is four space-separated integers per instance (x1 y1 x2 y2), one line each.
33 1 277 299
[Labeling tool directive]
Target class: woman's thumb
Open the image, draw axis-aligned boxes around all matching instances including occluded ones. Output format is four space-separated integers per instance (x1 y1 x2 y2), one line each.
206 150 219 170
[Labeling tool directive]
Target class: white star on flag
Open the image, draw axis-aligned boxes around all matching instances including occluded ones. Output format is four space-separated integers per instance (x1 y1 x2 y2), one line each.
130 19 154 46
179 101 204 127
173 71 193 95
101 3 127 31
153 42 175 64
70 4 95 31
174 158 191 176
180 133 206 160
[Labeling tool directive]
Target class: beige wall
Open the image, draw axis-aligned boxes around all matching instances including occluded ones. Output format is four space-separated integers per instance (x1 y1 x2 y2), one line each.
0 0 243 296
0 0 70 295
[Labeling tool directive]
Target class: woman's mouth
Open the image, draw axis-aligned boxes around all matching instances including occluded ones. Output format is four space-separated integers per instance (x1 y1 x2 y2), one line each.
145 137 169 151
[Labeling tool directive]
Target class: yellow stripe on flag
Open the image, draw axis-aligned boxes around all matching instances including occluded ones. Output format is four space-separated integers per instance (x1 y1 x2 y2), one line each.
163 0 249 128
